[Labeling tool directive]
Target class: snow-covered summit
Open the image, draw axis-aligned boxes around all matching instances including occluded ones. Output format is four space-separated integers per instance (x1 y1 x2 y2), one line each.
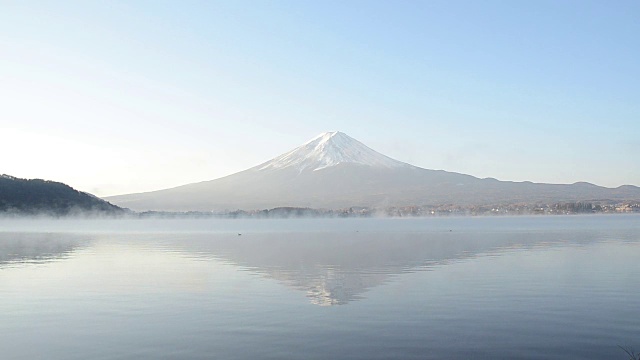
256 131 411 172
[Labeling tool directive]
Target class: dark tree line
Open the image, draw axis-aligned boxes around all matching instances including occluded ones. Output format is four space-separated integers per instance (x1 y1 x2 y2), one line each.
0 175 124 216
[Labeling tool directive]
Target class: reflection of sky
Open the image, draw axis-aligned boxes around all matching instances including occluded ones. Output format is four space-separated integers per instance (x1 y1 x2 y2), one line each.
0 235 237 297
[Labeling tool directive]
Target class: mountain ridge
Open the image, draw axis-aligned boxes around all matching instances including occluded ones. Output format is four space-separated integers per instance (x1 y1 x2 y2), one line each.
105 132 640 212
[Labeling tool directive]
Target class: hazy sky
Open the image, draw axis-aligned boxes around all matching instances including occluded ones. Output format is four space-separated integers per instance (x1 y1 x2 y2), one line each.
1 0 639 196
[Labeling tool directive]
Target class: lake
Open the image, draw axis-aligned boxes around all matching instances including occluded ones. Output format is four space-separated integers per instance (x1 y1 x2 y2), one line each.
1 215 639 359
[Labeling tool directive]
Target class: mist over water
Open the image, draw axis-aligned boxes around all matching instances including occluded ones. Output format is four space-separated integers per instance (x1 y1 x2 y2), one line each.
1 214 636 233
1 215 639 359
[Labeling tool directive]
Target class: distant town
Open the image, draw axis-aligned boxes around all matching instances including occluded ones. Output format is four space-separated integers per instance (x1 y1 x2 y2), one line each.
138 201 640 219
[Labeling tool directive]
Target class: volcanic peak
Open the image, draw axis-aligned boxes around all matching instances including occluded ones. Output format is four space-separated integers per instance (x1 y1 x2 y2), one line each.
255 131 410 173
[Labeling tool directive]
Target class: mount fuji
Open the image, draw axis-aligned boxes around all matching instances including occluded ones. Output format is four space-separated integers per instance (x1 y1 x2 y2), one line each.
106 131 640 211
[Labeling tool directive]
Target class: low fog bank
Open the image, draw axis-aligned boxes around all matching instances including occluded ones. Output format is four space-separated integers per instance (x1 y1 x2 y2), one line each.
2 201 638 222
1 213 638 235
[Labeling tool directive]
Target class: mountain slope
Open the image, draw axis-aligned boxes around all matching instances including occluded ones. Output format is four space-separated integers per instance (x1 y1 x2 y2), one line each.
106 132 640 211
0 175 125 216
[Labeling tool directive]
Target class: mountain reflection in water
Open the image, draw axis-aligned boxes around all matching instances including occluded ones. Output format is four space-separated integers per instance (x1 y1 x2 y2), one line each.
0 222 624 306
172 230 608 306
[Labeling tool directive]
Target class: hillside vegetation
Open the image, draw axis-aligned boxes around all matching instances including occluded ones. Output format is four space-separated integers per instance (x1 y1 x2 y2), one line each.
0 175 124 216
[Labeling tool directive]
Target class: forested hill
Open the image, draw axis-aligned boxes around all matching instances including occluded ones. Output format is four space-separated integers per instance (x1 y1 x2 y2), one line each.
0 175 125 216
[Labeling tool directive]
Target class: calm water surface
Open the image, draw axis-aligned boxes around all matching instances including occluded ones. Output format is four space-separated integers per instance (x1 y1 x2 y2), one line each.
1 215 639 359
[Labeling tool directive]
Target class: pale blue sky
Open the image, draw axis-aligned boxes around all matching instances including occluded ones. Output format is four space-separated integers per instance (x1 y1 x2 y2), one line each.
1 0 638 196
